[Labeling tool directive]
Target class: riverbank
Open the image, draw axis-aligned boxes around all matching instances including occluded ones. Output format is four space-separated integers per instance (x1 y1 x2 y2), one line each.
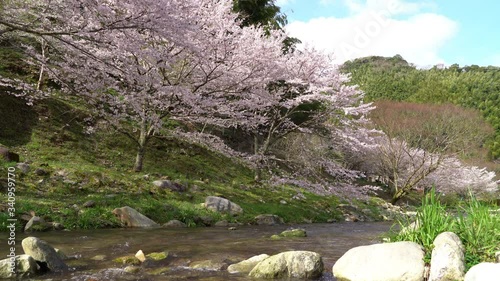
0 96 412 232
1 165 402 231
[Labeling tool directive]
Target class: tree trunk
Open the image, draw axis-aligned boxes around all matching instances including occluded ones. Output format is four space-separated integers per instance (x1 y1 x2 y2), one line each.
134 146 145 172
254 134 262 182
391 188 405 204
133 120 148 172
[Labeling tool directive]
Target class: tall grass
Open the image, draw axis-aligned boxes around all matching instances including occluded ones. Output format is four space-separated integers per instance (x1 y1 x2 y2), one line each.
455 195 500 269
392 190 454 262
390 189 500 269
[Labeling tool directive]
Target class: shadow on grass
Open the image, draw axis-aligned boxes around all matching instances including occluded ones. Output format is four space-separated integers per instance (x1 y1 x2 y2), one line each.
0 92 37 146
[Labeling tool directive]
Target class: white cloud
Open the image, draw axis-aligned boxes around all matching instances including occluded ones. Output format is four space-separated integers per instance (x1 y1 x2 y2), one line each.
285 0 457 66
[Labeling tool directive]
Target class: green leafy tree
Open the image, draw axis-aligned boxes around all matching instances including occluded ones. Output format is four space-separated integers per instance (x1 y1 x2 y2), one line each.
232 0 300 53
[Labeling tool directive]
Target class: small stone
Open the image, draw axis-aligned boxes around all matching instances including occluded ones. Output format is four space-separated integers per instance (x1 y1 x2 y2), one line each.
83 200 96 208
214 220 229 227
34 168 48 176
91 255 107 261
24 216 51 232
152 180 186 192
292 192 306 200
190 260 227 271
113 255 140 265
270 234 282 240
124 265 141 274
199 216 214 226
254 214 284 225
135 250 147 262
146 252 168 261
163 219 187 228
16 163 30 174
51 222 65 230
228 227 237 231
279 228 307 238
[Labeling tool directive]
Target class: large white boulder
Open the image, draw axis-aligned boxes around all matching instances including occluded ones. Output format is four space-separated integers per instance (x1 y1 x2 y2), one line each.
0 255 39 278
465 263 500 281
22 237 68 272
111 206 159 227
249 251 323 279
429 232 465 281
332 241 425 281
227 254 269 274
204 196 243 215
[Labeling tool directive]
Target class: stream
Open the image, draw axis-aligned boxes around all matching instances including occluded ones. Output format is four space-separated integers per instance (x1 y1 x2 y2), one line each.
2 222 393 280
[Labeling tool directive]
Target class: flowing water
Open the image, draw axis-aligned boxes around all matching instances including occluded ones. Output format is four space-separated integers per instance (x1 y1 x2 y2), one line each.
2 222 393 280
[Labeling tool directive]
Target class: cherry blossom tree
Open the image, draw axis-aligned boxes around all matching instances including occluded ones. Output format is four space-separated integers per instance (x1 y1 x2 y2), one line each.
0 0 196 100
1 0 292 171
230 47 373 181
341 128 498 203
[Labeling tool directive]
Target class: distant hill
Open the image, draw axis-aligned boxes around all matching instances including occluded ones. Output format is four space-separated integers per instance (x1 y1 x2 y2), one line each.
340 55 500 160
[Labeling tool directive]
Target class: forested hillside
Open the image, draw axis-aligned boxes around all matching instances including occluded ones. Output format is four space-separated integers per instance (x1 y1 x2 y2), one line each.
341 55 500 160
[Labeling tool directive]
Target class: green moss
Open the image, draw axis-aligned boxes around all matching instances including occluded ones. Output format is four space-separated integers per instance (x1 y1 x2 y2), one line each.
279 228 307 238
113 255 140 265
146 251 168 261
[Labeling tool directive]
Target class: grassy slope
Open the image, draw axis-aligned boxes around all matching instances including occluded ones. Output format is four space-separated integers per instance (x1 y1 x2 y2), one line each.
0 95 367 230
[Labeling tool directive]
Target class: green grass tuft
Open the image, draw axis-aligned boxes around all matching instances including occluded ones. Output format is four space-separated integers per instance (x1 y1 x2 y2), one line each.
389 189 500 269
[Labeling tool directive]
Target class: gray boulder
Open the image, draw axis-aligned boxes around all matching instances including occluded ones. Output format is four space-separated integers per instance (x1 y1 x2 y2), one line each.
21 237 68 272
429 232 465 281
204 196 243 215
163 219 187 228
254 214 284 225
16 163 30 174
24 216 51 232
0 255 39 278
190 260 228 271
249 251 323 279
227 254 269 274
152 180 186 192
214 220 229 227
111 206 159 227
332 241 425 281
465 263 500 281
0 147 19 162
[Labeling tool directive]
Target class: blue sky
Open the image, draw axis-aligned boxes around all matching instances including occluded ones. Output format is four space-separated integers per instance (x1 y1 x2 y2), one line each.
277 0 500 67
